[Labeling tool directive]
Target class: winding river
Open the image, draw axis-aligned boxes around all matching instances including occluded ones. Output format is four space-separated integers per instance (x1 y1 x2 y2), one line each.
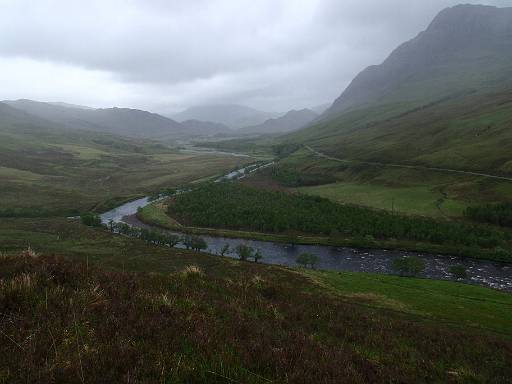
101 167 512 293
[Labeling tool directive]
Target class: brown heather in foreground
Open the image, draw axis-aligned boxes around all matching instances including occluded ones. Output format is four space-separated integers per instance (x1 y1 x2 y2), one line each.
0 251 511 383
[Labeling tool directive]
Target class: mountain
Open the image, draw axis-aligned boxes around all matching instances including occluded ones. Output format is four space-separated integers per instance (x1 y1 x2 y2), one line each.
3 99 188 139
311 104 330 115
241 109 318 135
172 104 278 129
286 5 512 174
48 102 94 110
0 101 61 142
180 119 232 136
325 4 512 117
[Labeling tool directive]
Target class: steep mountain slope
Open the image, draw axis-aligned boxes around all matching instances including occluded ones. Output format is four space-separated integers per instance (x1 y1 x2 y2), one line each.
241 109 318 135
172 104 278 129
287 5 512 174
3 99 188 139
325 4 512 117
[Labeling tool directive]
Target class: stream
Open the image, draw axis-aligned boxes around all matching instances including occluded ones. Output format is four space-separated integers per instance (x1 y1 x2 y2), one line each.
100 165 512 293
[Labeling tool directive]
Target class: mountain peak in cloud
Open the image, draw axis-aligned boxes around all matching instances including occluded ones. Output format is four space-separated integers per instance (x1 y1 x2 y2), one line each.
171 104 279 129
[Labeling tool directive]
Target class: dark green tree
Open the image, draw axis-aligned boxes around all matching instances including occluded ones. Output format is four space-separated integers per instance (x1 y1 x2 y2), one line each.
219 244 230 256
392 257 426 277
253 250 263 263
448 265 467 280
81 213 102 227
296 253 319 269
235 244 254 261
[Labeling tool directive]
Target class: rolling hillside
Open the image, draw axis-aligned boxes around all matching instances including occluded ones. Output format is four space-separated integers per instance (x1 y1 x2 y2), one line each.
0 102 249 214
287 4 512 174
3 99 189 140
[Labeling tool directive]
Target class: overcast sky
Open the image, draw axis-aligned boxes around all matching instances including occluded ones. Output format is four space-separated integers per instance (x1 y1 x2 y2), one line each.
0 0 509 114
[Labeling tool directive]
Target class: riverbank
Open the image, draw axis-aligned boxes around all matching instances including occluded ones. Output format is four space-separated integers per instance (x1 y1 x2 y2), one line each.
3 217 512 337
131 201 512 292
3 224 512 383
138 196 512 264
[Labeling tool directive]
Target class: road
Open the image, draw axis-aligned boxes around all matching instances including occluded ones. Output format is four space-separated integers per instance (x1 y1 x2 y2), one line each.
304 145 512 182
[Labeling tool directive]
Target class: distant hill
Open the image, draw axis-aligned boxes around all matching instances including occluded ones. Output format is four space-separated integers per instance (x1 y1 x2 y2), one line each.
48 101 94 110
241 109 318 135
0 101 76 139
180 119 232 136
3 99 188 139
172 104 278 129
286 4 512 173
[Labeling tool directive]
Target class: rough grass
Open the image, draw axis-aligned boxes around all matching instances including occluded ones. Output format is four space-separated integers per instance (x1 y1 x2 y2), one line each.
309 271 512 336
298 182 467 217
0 126 251 214
137 202 183 229
286 91 512 173
1 251 511 383
274 148 512 216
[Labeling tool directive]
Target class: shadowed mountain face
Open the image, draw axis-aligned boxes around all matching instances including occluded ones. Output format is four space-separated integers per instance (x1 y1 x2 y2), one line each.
241 109 318 135
325 4 512 117
286 5 512 174
172 104 278 129
3 99 189 139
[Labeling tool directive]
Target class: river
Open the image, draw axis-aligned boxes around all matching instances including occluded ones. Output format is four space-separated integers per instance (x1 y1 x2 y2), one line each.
100 168 512 293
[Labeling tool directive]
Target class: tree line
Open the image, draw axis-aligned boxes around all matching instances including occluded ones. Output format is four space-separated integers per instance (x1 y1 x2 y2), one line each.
168 183 512 261
465 202 512 228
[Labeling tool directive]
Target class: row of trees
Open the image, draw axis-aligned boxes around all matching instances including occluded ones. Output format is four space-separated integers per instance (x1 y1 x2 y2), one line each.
217 244 263 263
0 207 79 218
391 257 468 279
168 183 512 258
105 220 209 251
83 213 469 279
270 166 336 187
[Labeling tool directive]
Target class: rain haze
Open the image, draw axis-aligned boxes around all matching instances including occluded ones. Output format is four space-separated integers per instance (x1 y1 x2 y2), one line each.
0 0 509 113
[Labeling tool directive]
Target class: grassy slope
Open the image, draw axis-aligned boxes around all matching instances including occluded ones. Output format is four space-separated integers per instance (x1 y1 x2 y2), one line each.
1 218 511 383
287 91 512 174
310 271 512 336
275 147 512 218
298 182 466 217
0 124 249 214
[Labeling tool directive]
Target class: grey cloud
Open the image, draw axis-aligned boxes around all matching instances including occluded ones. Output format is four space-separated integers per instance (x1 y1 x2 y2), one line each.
0 0 509 112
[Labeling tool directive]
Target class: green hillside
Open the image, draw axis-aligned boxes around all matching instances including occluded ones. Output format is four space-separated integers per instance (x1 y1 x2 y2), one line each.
0 103 249 215
288 90 512 173
286 5 512 174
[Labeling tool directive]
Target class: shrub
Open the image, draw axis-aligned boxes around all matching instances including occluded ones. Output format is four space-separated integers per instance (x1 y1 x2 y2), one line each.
182 236 207 251
296 253 319 269
235 244 254 261
392 256 426 277
167 234 181 247
219 244 230 256
80 213 102 227
465 202 512 227
493 247 512 261
181 265 203 277
448 265 467 280
253 250 263 263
